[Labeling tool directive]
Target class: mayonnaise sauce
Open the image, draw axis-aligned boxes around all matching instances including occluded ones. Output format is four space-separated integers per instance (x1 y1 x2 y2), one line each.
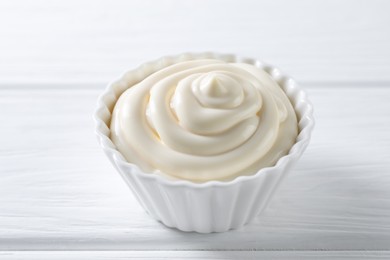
110 59 298 182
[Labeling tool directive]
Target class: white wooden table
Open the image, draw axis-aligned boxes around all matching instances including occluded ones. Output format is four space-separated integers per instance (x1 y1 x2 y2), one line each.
1 1 390 259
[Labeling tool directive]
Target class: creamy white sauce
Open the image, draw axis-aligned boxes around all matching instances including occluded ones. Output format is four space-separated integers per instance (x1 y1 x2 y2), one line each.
110 59 298 182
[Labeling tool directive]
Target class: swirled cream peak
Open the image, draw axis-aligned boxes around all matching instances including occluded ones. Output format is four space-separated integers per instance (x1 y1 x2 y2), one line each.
110 59 298 182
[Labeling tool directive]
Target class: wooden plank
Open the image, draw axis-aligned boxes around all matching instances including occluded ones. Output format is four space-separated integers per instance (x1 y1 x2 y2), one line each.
0 86 390 250
1 251 390 260
0 0 390 85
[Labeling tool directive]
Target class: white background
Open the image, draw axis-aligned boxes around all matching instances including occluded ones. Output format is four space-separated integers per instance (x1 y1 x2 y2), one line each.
1 0 390 84
1 0 390 259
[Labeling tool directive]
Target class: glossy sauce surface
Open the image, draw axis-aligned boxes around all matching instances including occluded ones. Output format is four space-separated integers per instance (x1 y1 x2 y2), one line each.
111 59 298 182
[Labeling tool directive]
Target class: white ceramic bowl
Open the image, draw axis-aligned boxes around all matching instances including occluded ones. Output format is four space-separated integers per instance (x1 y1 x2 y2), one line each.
94 52 314 233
